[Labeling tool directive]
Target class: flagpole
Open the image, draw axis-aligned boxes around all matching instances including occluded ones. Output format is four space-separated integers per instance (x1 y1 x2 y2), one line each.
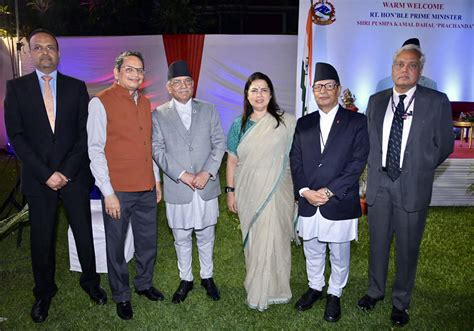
304 1 314 115
15 0 22 78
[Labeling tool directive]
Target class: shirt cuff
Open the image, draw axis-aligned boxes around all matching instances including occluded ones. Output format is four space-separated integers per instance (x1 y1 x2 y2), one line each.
152 163 160 182
205 170 214 180
100 182 115 198
299 187 310 197
178 170 186 180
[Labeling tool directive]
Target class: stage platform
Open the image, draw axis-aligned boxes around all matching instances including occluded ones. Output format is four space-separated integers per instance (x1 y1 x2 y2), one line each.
449 139 474 159
431 140 474 206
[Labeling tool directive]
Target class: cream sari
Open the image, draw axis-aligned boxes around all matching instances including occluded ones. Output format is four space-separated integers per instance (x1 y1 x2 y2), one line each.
234 112 296 311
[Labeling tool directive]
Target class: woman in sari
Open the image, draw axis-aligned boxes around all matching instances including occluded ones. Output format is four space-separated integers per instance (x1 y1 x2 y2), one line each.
226 72 296 311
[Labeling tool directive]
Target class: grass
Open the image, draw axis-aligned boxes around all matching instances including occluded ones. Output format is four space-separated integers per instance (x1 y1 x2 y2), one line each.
0 158 473 330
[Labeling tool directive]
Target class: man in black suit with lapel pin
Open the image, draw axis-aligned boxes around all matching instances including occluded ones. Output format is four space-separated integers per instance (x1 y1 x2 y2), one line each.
290 63 369 323
4 29 106 323
357 42 454 327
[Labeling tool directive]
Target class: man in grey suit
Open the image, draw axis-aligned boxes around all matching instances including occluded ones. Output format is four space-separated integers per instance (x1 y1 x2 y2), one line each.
152 60 226 303
357 43 454 326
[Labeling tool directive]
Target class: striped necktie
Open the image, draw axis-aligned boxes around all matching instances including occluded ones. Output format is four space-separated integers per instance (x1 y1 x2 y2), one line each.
42 75 55 132
386 94 406 181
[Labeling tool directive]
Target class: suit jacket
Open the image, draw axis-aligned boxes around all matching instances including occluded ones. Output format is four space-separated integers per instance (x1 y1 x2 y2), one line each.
4 72 93 195
290 106 369 220
366 85 454 212
152 99 226 204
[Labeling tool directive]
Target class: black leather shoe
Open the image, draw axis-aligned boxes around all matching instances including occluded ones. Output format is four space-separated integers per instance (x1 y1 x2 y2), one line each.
391 306 409 327
324 294 341 322
201 278 220 301
357 294 384 311
294 288 323 311
136 286 164 301
172 280 194 304
88 286 107 305
31 298 51 323
116 301 133 320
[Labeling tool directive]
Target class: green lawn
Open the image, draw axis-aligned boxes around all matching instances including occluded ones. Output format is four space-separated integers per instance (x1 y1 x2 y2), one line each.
0 160 473 330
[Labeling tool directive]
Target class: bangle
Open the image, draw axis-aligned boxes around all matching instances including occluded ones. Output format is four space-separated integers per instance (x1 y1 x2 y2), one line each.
225 186 235 193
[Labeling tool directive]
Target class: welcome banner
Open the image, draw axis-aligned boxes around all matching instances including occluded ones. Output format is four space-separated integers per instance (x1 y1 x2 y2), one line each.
295 0 474 117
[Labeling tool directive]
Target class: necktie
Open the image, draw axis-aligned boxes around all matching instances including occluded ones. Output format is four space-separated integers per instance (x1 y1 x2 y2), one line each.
386 94 406 181
42 75 55 132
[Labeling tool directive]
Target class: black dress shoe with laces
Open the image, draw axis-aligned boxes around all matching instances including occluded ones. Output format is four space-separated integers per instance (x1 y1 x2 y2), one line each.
136 286 165 301
116 301 133 320
324 294 341 322
88 286 108 305
31 298 51 323
357 294 384 311
391 305 409 327
172 280 194 304
294 288 323 311
201 278 220 301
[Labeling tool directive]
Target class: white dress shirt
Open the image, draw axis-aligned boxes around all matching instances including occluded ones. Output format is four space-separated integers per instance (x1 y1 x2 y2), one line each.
165 99 219 230
174 98 193 129
382 86 416 168
297 104 358 242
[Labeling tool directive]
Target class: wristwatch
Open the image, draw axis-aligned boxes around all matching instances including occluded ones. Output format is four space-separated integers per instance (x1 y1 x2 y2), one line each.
225 186 235 193
324 188 333 198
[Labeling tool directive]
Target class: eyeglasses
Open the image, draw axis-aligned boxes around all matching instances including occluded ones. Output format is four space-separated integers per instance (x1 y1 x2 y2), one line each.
122 65 145 75
248 87 271 95
31 45 57 53
169 78 193 88
393 62 420 70
313 82 338 92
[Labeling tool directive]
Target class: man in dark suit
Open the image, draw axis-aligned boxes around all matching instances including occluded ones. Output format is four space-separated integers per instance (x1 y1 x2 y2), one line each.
357 43 454 326
290 63 369 322
4 29 106 323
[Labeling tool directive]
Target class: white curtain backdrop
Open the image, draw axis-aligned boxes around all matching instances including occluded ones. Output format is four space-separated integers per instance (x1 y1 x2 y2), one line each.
197 35 297 133
0 39 15 148
2 34 297 142
19 35 170 108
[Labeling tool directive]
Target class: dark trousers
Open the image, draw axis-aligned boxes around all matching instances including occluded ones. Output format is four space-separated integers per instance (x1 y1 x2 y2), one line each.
367 173 427 310
26 183 99 300
102 189 157 303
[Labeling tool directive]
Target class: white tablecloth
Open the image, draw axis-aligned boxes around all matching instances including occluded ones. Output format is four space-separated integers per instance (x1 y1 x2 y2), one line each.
68 199 134 273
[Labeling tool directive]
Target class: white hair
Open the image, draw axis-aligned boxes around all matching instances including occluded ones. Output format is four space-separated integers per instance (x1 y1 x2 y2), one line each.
393 44 425 70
